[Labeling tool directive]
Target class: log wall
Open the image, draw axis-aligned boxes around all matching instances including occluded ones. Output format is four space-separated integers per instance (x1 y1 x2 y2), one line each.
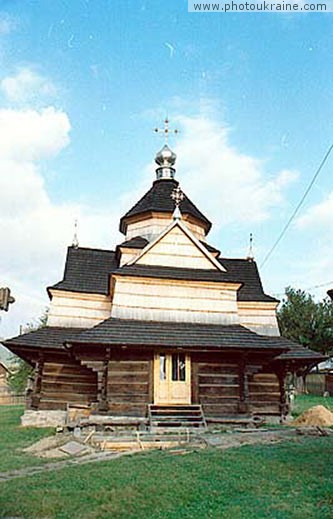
192 354 281 417
39 353 98 410
194 357 240 416
248 372 280 414
35 350 281 417
107 351 153 416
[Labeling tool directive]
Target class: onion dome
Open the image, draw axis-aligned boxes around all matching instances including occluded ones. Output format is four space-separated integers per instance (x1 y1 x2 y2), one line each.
155 144 177 180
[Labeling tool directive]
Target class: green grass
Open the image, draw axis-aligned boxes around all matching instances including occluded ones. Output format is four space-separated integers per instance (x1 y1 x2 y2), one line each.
0 438 332 519
0 405 54 472
0 406 332 518
292 394 333 417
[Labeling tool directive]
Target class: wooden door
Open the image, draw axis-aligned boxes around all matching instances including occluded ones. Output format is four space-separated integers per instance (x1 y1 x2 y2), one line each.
154 353 191 405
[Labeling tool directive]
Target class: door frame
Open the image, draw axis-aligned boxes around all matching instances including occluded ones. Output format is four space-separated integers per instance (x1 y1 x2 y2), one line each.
153 352 191 405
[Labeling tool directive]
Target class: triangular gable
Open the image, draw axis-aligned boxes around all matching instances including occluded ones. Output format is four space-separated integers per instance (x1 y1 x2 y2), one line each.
126 219 226 271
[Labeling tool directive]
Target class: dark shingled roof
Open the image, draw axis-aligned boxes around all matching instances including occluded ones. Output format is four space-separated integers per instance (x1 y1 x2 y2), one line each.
119 179 212 234
47 245 277 303
118 236 149 249
67 318 286 351
4 327 85 351
327 289 333 301
113 262 278 303
48 246 118 296
3 322 324 364
270 337 326 362
113 264 241 284
201 241 221 255
218 259 278 303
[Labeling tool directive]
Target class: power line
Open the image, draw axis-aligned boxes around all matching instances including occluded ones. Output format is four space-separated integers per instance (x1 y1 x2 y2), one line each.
305 280 333 291
261 142 333 268
273 280 333 298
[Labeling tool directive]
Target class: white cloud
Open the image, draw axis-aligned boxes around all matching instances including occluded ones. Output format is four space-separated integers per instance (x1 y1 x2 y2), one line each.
1 68 57 104
293 192 333 298
0 106 120 339
0 107 70 161
174 114 298 227
297 191 333 230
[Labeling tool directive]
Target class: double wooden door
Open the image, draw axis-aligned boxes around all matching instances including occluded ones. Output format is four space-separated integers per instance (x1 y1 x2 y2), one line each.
154 353 191 405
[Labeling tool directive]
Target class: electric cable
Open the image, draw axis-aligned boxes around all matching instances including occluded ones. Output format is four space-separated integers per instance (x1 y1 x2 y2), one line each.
261 143 333 268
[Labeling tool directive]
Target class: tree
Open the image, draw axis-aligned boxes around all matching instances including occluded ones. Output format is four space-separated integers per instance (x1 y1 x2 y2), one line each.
7 310 48 394
278 287 333 356
7 358 33 394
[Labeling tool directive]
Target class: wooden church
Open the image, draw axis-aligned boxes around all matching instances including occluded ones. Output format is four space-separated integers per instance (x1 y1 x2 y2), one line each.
4 127 323 426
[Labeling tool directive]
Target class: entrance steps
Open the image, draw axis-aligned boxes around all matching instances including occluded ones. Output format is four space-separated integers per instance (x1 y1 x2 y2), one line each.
148 404 207 431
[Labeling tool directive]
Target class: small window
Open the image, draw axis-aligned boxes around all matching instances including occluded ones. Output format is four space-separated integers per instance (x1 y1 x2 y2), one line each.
172 354 186 381
160 354 166 380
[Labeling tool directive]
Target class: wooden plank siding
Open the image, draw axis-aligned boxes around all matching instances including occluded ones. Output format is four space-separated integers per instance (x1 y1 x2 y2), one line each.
111 276 240 325
107 352 153 416
39 354 98 410
125 213 206 244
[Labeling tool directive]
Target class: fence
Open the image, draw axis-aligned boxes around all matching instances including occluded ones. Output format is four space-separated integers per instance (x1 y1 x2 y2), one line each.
298 373 333 396
0 393 25 405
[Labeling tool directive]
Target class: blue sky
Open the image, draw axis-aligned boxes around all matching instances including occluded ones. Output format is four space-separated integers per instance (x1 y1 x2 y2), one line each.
0 1 333 340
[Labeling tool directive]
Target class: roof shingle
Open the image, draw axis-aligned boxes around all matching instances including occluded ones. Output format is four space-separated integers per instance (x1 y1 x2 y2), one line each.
3 321 324 364
119 179 212 234
67 318 286 351
4 327 85 350
47 246 277 304
48 246 118 296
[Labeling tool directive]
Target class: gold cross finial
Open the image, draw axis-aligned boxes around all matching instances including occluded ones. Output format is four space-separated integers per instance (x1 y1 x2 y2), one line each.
154 118 179 144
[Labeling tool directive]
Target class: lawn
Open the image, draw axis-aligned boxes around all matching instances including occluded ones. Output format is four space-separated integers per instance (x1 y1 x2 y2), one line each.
0 405 54 472
0 404 332 518
0 437 332 519
291 394 333 417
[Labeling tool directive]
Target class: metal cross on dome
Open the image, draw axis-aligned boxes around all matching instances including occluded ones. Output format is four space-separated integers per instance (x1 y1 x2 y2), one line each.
154 118 179 144
171 185 184 207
